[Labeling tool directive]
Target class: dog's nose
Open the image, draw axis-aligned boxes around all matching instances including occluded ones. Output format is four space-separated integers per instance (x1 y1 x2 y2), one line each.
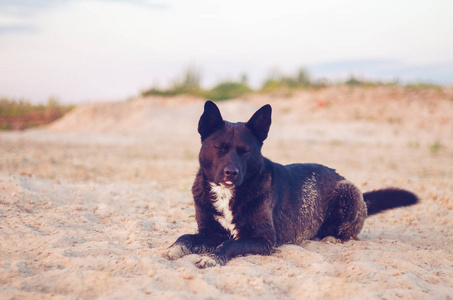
224 167 239 178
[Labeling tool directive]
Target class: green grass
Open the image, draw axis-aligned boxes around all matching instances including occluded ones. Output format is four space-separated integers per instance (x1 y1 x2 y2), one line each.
260 67 313 93
0 97 74 130
204 81 252 101
344 75 400 88
141 67 253 101
141 67 203 98
430 141 444 155
140 66 447 101
0 97 73 116
407 141 421 149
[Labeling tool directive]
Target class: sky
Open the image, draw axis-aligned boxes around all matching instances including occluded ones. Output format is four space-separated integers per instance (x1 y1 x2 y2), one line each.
1 0 453 104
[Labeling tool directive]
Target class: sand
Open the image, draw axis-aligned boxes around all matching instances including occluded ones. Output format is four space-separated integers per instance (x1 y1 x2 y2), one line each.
1 86 453 299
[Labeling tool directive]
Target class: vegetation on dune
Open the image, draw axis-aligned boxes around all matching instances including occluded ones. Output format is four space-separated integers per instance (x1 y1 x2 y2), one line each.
141 67 254 101
204 80 252 101
142 66 446 101
141 67 203 97
344 75 404 88
0 97 74 130
260 67 314 92
141 67 316 100
342 75 446 91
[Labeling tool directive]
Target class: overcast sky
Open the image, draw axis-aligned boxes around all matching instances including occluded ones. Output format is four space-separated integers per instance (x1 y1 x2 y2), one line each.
1 0 452 104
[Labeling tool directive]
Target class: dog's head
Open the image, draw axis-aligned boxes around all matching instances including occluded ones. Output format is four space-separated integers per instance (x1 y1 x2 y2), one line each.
197 100 272 188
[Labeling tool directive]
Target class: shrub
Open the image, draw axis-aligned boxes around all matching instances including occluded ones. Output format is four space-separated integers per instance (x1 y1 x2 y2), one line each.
0 97 74 130
141 67 203 97
204 81 252 101
261 67 312 92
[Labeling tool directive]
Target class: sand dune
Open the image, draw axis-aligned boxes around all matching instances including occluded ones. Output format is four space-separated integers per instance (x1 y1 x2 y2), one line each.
1 86 453 299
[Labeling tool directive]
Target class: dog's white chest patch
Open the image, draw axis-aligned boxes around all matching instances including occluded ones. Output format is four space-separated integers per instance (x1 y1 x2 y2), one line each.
209 183 238 239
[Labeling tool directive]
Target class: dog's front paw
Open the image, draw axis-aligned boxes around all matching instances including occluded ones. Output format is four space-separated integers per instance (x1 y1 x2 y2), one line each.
195 254 226 268
320 236 342 244
161 244 190 260
195 256 219 268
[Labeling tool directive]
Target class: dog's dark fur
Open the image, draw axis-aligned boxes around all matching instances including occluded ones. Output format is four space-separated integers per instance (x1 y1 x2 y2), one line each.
163 101 418 268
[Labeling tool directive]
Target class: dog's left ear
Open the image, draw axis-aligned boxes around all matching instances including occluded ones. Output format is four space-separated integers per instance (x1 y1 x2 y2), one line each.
246 104 272 142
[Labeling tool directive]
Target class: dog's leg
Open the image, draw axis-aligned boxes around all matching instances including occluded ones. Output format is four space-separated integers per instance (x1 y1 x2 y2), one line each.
162 233 226 260
315 180 367 241
195 238 274 268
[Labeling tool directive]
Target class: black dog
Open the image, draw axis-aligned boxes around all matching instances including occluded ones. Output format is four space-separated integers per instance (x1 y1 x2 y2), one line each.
163 101 418 268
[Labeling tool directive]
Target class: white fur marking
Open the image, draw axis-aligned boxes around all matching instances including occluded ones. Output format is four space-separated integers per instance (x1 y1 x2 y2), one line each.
298 172 320 241
209 183 238 239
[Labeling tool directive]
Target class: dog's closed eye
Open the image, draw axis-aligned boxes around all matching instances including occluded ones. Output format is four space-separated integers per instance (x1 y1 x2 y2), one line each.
236 147 251 155
214 145 229 154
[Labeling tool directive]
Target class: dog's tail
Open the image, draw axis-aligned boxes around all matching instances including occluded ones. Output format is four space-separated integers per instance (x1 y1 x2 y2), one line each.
363 188 419 216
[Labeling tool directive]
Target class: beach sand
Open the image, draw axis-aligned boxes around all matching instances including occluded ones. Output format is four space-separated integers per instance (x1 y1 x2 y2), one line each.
1 86 453 299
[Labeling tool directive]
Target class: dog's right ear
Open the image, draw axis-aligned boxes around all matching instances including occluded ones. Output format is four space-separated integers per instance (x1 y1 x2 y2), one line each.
246 104 272 143
198 100 224 140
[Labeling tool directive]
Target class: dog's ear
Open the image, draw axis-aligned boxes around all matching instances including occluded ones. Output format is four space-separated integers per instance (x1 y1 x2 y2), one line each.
246 104 272 142
198 100 225 140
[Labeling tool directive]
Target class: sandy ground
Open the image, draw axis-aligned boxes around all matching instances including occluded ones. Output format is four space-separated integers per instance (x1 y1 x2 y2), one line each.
1 86 453 299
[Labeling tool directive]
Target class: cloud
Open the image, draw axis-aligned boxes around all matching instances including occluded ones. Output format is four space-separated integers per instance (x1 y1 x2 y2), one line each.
0 0 61 16
0 0 168 35
0 24 37 35
0 0 60 35
0 0 168 12
96 0 169 9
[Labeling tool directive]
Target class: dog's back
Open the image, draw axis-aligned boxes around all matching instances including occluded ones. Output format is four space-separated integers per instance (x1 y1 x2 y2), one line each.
265 161 344 244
